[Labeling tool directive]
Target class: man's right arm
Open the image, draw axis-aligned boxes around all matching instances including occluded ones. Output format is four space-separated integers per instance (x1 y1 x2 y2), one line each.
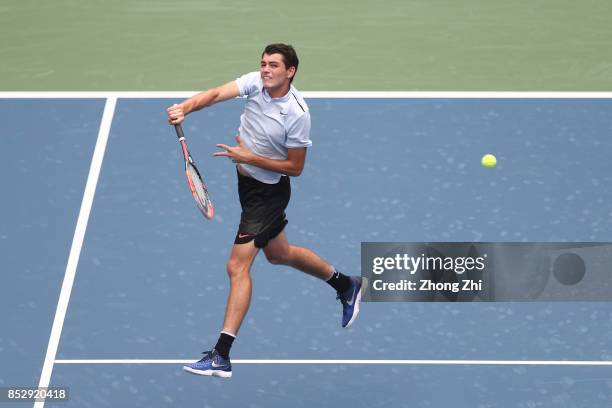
167 80 240 124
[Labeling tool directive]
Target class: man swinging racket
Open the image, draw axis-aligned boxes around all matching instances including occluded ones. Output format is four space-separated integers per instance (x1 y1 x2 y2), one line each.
167 43 362 378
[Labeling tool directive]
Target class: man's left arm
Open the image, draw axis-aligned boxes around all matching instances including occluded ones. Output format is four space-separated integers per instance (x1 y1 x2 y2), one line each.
249 146 306 177
214 136 307 177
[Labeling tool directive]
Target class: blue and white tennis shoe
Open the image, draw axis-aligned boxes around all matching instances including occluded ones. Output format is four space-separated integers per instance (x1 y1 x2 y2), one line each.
183 349 232 378
337 276 363 328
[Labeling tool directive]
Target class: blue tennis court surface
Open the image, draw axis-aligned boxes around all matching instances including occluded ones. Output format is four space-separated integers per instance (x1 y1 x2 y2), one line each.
2 96 612 407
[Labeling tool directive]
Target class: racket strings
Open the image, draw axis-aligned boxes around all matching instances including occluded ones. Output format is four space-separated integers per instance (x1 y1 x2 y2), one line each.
176 129 214 220
187 163 214 218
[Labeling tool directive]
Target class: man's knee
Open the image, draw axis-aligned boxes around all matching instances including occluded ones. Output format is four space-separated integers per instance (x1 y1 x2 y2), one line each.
264 247 291 265
226 259 250 279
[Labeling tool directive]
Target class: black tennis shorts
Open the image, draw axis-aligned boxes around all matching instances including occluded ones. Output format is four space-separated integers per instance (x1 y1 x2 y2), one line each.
235 169 290 248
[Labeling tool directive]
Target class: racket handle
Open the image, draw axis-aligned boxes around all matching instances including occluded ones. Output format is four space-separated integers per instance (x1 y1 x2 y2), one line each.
174 124 185 140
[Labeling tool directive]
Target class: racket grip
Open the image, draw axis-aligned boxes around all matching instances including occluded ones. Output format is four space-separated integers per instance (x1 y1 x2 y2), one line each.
174 124 185 140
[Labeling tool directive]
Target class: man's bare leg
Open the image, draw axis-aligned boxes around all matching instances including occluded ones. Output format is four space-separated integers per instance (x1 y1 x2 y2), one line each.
262 230 362 328
221 241 260 335
182 241 259 377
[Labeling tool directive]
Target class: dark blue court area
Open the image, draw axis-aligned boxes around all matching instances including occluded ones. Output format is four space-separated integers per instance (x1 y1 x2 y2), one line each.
2 97 612 407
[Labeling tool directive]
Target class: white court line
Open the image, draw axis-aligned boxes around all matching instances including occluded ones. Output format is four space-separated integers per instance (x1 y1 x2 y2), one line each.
1 91 612 99
54 359 612 366
34 98 117 408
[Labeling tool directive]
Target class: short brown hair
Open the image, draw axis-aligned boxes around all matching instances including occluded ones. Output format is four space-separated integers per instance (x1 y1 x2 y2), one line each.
262 43 299 82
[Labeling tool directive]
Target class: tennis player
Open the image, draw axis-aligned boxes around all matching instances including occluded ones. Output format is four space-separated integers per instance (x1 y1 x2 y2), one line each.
167 44 362 378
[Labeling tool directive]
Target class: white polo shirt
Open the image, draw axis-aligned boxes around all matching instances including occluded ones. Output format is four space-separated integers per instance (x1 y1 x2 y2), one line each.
235 71 312 184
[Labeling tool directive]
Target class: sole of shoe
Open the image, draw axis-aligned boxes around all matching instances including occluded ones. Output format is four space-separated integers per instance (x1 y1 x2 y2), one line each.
183 366 232 378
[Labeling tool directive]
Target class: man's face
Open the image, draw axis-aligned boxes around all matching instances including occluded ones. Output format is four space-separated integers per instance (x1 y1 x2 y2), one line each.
260 53 295 92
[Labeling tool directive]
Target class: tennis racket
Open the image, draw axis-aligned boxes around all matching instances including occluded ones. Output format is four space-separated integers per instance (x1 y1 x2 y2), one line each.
174 124 214 219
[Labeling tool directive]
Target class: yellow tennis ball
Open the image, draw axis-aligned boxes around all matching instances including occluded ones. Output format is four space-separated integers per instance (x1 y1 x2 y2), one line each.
481 154 497 168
